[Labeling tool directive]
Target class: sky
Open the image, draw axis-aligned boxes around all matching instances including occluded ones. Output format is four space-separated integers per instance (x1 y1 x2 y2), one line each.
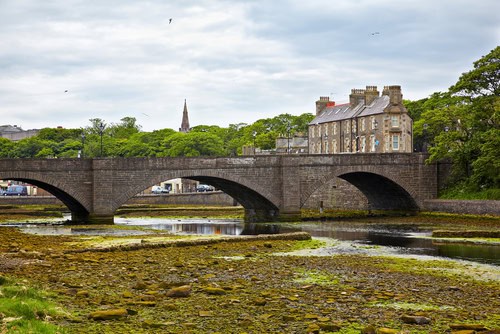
1 0 499 132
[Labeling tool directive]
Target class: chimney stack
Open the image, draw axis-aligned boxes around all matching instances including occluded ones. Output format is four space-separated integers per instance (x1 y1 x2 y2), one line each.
315 96 330 115
383 85 403 105
364 86 379 105
349 88 365 106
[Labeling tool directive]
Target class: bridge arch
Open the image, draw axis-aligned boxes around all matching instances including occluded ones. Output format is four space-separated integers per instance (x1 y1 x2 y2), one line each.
113 170 281 222
0 173 91 221
301 166 419 211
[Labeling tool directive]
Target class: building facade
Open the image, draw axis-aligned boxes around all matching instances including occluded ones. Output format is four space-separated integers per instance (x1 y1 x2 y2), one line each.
0 125 39 141
309 85 412 154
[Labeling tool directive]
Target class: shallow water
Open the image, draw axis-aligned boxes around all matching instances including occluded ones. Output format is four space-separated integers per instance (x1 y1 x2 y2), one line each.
115 217 500 266
7 216 500 266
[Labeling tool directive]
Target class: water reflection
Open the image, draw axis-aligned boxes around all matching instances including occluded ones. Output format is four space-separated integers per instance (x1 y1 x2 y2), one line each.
290 223 500 266
9 217 499 266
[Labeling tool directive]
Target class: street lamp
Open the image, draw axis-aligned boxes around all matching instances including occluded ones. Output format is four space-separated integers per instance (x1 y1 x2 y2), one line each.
286 124 291 154
97 122 106 157
81 132 86 158
252 131 257 156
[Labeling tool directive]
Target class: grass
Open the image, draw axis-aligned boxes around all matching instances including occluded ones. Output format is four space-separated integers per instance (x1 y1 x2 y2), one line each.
0 275 66 334
439 184 500 200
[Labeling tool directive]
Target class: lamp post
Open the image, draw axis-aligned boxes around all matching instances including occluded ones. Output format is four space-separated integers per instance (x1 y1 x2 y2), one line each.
252 131 256 156
81 132 86 158
286 124 291 154
97 122 106 157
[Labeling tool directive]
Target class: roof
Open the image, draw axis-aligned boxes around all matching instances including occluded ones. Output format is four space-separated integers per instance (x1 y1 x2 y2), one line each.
0 125 24 133
309 95 390 125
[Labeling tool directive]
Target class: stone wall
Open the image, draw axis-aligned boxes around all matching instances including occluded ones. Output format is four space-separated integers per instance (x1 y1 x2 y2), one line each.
423 199 500 216
0 192 236 207
126 191 237 206
302 177 368 210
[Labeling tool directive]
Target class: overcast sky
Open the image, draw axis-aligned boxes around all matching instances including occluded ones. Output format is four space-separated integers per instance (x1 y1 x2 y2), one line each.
1 0 498 132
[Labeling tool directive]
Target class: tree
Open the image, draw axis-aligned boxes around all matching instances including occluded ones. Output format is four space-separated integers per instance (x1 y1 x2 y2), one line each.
0 138 14 158
109 117 141 139
161 132 225 157
416 47 500 190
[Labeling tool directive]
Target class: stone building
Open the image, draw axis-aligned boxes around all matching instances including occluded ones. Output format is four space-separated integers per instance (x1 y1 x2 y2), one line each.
309 85 412 154
0 125 39 141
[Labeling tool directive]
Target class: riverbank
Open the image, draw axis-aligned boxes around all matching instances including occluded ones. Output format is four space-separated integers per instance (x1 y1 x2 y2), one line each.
0 217 499 333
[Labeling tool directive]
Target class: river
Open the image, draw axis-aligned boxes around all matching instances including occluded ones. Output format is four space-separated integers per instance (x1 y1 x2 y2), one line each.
12 216 500 267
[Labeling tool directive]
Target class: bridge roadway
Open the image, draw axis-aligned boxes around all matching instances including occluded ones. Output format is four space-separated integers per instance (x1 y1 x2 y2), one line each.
0 153 437 224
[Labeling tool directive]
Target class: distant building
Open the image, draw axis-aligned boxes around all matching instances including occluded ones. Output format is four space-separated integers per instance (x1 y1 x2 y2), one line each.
0 125 39 141
179 99 191 133
275 134 308 154
309 85 413 154
177 99 197 190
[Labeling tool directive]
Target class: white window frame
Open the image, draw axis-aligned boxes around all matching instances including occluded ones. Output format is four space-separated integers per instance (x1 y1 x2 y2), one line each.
392 135 399 150
361 136 366 152
391 115 399 128
370 135 376 152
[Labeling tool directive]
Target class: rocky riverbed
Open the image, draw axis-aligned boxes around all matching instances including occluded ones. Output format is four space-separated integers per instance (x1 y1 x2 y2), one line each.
0 223 499 333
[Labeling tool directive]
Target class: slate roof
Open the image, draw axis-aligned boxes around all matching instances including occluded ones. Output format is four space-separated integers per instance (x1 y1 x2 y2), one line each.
309 95 390 125
0 125 24 133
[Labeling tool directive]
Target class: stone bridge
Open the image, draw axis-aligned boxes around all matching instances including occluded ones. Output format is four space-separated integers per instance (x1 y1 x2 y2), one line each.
0 153 438 223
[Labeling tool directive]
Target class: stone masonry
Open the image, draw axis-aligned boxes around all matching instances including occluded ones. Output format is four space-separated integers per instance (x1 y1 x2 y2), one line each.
0 153 438 223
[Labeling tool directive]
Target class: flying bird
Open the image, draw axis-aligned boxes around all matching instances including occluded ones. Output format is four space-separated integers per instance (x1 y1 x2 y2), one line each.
371 32 380 35
169 18 172 24
142 113 150 117
64 90 68 92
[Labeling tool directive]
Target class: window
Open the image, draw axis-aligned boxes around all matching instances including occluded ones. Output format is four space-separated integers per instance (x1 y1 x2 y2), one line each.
325 141 329 154
333 123 337 135
370 135 376 152
344 138 350 152
332 139 337 153
360 118 365 132
392 135 399 150
371 116 377 130
345 121 349 133
385 135 390 152
361 136 366 152
391 115 399 128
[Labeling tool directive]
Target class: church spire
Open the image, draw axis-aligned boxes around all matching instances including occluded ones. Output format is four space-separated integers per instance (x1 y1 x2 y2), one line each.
179 99 190 133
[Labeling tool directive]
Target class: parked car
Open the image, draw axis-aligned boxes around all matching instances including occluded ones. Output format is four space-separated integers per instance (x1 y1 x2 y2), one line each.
4 185 28 196
196 184 215 192
151 185 169 194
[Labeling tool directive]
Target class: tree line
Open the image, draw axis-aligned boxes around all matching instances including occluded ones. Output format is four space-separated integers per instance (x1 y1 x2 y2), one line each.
1 47 498 196
0 114 314 159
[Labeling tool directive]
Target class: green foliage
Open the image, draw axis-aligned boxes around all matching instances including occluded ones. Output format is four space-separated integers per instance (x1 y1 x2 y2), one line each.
162 132 226 157
412 46 500 191
0 111 313 158
439 181 500 200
